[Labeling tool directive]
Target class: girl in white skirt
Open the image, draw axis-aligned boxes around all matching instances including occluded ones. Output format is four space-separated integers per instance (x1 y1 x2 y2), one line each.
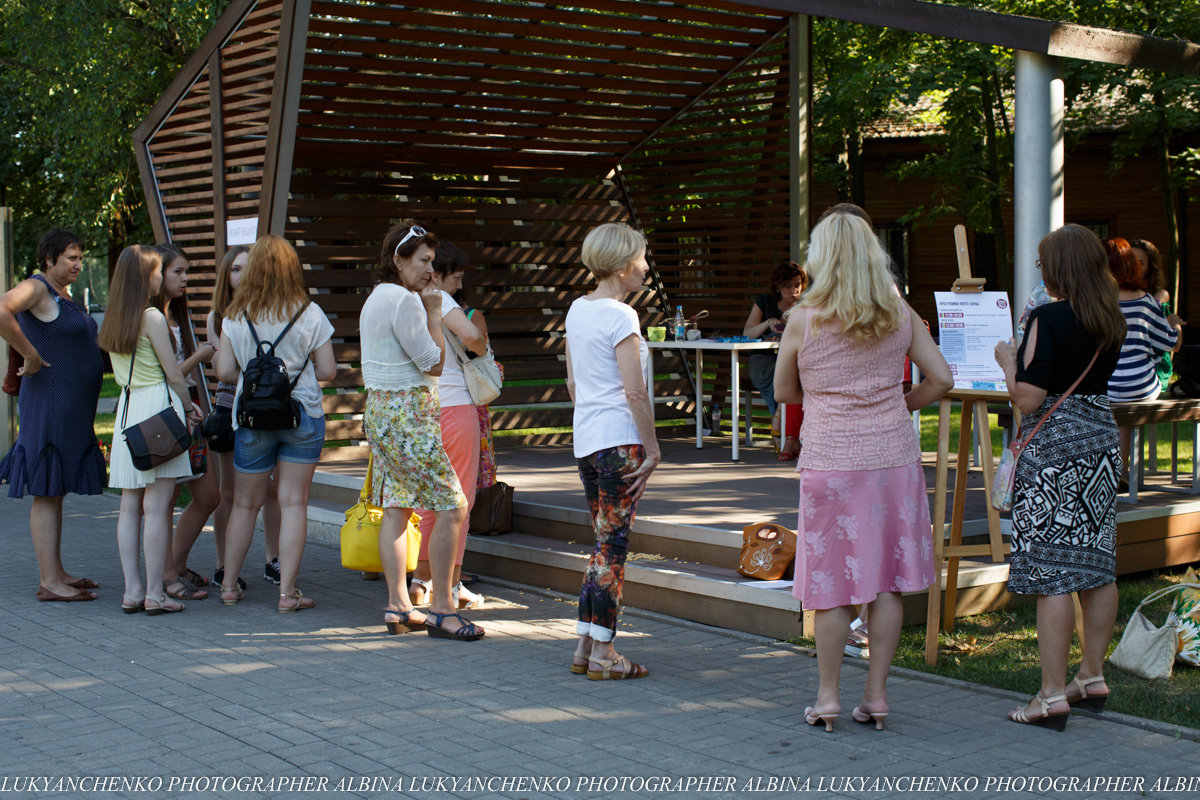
98 245 201 615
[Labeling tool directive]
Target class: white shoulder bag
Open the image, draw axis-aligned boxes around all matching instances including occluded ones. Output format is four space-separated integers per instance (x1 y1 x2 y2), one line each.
444 329 502 406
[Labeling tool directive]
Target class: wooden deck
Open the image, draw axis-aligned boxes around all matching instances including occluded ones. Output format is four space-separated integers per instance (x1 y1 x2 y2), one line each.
311 430 1200 638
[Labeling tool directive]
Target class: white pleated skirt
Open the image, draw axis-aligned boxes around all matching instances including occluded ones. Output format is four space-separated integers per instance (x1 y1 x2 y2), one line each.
109 383 193 489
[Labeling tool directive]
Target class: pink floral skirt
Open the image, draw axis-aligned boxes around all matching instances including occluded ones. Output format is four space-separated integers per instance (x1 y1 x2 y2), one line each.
792 462 936 610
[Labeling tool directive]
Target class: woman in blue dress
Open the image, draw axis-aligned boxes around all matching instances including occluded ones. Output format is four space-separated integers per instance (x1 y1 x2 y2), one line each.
0 228 107 601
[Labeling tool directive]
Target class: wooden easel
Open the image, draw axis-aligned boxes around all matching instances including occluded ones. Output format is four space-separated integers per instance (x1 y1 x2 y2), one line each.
924 225 1010 665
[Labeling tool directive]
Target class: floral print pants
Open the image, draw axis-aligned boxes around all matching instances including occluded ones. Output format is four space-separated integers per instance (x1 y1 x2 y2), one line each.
576 444 644 642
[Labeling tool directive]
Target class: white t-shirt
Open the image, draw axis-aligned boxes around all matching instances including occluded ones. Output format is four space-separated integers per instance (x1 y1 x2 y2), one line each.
360 283 441 391
223 303 334 426
565 296 648 458
438 291 472 408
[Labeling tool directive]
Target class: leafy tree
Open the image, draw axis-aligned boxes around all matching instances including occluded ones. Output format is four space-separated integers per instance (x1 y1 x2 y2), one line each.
0 0 230 277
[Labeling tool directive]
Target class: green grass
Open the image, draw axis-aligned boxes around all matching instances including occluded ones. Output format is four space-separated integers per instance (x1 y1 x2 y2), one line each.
100 373 119 398
788 568 1200 729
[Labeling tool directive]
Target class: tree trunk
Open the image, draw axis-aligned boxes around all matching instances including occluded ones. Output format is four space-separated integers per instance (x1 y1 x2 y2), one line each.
981 68 1009 292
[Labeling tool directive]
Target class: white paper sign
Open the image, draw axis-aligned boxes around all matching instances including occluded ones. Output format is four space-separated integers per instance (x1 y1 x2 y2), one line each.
934 291 1014 391
225 216 259 246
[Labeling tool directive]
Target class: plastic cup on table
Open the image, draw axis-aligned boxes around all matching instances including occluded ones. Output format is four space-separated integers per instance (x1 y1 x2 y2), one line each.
646 326 666 342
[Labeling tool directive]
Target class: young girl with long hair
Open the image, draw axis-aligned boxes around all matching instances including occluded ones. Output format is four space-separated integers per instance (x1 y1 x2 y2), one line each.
207 246 282 589
98 245 203 615
152 244 216 600
215 235 335 612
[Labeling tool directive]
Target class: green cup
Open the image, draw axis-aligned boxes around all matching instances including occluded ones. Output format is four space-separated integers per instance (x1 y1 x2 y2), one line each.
646 326 666 342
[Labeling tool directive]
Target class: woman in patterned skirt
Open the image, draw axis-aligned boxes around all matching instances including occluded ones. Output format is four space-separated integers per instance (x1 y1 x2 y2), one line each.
360 221 478 640
994 224 1126 730
776 207 951 730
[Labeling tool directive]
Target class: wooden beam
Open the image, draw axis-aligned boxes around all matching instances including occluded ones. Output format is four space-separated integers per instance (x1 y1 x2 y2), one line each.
741 0 1200 74
260 0 311 237
209 50 227 256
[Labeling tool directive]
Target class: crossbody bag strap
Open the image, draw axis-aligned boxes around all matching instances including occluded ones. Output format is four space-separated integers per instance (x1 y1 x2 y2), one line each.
1012 349 1100 457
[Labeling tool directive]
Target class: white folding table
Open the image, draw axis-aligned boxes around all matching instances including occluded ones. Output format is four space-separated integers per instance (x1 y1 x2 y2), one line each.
645 339 779 460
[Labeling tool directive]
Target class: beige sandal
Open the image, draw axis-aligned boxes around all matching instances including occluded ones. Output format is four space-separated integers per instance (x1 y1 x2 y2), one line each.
277 589 315 613
1066 675 1108 712
1008 692 1069 731
586 654 649 681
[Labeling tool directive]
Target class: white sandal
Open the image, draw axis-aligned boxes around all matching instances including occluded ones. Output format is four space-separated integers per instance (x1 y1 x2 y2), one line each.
408 578 430 606
454 582 484 610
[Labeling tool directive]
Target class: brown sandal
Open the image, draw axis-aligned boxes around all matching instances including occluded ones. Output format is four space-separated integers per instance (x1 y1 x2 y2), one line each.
586 654 649 681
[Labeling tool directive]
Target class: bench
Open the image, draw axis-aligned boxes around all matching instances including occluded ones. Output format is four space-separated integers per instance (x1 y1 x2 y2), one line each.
1111 397 1200 503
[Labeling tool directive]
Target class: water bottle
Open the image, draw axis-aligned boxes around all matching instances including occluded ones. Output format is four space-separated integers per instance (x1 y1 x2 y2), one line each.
711 405 722 432
673 305 686 341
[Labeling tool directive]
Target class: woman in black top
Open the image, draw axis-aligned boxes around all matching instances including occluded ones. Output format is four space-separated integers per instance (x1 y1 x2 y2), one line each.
743 260 807 459
994 224 1126 731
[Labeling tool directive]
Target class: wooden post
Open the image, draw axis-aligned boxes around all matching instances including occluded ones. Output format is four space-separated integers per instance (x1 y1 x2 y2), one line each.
0 208 13 453
924 226 1011 665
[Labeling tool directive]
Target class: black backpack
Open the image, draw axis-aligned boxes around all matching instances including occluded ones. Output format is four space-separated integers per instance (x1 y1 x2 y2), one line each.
1170 344 1200 398
236 305 309 430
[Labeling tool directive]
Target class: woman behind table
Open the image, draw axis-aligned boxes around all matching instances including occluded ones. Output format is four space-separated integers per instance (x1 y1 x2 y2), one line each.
1128 238 1175 395
994 224 1125 729
207 246 282 590
151 244 215 601
1105 237 1183 481
215 235 335 612
775 207 952 730
360 221 478 640
99 245 202 614
565 222 660 680
0 228 107 602
743 261 807 460
409 241 487 611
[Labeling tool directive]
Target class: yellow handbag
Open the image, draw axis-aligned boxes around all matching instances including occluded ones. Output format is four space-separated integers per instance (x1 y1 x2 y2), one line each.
340 453 421 573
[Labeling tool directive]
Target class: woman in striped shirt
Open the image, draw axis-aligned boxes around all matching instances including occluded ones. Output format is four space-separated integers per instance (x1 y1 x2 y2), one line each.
1105 237 1184 482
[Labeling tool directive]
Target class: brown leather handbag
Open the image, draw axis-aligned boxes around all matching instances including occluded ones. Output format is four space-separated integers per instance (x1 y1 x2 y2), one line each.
737 521 797 581
469 481 513 535
3 346 23 395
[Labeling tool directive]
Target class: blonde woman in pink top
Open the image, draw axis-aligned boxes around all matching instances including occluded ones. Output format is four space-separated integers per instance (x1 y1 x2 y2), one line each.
775 206 952 732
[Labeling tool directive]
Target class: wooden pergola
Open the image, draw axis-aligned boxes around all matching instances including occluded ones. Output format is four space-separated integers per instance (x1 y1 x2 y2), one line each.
134 0 1199 447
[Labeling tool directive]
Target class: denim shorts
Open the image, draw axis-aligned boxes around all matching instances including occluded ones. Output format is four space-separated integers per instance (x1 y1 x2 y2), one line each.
233 413 326 474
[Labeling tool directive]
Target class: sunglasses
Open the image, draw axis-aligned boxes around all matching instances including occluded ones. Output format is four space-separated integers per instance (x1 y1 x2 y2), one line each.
394 225 428 257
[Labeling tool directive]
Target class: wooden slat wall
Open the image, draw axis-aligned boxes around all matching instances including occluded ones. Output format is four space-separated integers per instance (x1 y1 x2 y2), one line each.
281 0 789 445
622 34 792 406
145 0 283 342
283 166 693 446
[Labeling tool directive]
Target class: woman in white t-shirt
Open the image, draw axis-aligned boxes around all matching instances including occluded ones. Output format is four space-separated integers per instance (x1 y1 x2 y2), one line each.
360 222 479 641
564 222 660 680
408 241 488 610
215 235 336 612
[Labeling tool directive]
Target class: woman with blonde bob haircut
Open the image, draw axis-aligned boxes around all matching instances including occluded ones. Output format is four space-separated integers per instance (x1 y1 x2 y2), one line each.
775 207 952 730
216 235 336 613
564 222 660 679
100 245 202 614
994 224 1125 730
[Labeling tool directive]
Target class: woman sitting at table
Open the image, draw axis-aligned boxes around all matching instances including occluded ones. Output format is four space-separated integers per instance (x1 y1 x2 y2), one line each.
743 260 807 460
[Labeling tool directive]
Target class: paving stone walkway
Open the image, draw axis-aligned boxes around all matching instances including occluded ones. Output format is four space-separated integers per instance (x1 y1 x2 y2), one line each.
1 493 1197 799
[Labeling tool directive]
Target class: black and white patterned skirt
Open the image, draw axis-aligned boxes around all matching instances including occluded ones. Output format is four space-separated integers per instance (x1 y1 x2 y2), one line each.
1008 393 1120 596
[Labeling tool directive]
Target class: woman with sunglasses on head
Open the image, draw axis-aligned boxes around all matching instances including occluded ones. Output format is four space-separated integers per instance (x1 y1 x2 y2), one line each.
151 244 216 601
408 240 487 611
206 246 282 590
216 235 335 612
99 245 203 614
361 221 479 640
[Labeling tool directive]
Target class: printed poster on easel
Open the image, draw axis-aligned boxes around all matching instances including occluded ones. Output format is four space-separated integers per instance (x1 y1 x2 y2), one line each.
934 291 1013 392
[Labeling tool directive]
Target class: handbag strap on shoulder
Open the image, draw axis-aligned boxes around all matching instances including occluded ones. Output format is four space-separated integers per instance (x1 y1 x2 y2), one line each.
119 330 174 429
361 452 374 503
1012 349 1100 457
